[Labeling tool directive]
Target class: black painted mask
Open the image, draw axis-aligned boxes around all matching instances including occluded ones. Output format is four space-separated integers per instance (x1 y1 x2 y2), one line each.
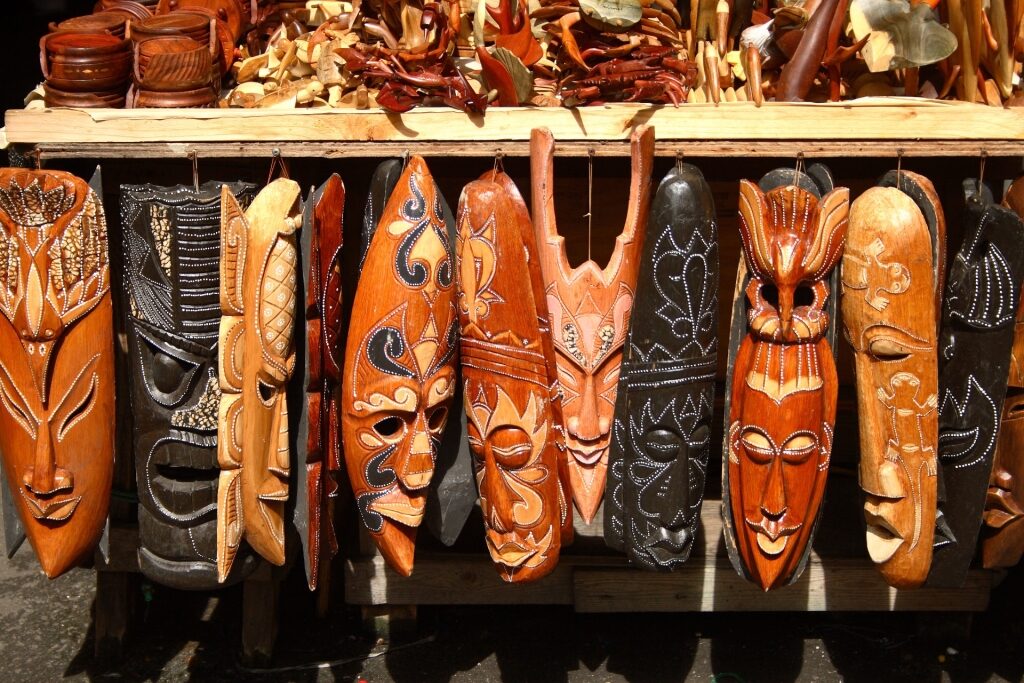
605 164 718 570
929 186 1024 586
121 181 258 589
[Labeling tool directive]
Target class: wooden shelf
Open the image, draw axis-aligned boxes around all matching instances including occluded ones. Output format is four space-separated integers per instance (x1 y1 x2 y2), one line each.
344 503 995 612
4 98 1024 158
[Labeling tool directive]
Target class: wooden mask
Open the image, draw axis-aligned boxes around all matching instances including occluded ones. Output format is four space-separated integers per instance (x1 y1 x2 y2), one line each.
531 125 653 524
841 171 945 589
217 178 301 582
929 187 1024 585
294 175 344 590
0 168 115 578
456 171 571 582
605 164 719 571
342 157 458 576
983 178 1024 569
723 168 848 590
122 181 258 589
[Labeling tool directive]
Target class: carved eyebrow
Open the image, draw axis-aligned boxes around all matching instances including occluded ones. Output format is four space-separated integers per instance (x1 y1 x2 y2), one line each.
51 354 101 439
0 361 38 438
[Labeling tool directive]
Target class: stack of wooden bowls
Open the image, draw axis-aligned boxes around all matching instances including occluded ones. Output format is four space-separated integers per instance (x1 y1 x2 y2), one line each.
51 13 130 39
128 15 219 107
40 31 132 108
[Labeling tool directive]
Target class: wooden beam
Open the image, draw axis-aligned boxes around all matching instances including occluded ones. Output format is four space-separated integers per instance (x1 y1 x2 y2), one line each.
4 100 1024 155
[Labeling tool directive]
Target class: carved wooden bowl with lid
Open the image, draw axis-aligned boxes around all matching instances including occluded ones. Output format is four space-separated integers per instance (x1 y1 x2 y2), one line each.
134 35 214 90
52 13 130 38
40 31 131 92
129 83 218 107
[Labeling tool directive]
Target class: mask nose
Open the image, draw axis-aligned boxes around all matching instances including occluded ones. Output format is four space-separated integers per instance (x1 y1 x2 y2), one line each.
659 459 691 528
23 423 73 495
759 456 788 520
567 374 602 441
396 418 434 491
778 285 795 338
482 444 516 533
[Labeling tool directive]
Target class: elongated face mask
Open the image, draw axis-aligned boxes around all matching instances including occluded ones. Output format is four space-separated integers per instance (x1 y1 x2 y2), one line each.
0 169 115 578
531 126 653 524
841 172 942 588
929 191 1024 586
342 157 457 576
123 181 257 589
217 178 301 582
726 177 847 590
457 173 566 582
605 164 718 570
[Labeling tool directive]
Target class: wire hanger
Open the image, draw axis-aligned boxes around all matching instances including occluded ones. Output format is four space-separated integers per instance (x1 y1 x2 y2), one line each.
267 148 290 184
585 148 595 263
188 150 200 193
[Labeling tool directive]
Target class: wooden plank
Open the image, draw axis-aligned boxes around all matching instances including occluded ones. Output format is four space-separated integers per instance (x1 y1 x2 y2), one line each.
572 560 993 612
4 100 1024 150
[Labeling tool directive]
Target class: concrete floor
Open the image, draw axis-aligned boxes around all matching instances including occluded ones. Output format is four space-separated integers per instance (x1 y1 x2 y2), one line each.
1 533 1022 682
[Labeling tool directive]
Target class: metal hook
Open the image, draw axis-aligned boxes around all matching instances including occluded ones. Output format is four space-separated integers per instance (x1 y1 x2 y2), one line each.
402 149 411 169
267 147 289 184
978 150 988 197
896 148 904 191
32 148 42 171
675 150 684 174
493 149 504 176
794 152 805 187
188 150 199 193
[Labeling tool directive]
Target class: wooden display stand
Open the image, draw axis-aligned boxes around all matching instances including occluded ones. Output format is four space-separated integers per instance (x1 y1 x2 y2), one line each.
3 99 1022 645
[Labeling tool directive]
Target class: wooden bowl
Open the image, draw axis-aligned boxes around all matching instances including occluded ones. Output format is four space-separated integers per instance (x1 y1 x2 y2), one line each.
52 13 129 38
44 83 127 108
129 12 211 45
93 1 155 23
130 84 217 108
170 0 248 42
45 53 132 91
41 32 130 83
134 36 213 90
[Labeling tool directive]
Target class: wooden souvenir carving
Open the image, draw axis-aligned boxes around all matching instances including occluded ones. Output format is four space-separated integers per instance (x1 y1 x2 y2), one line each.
296 175 344 591
341 157 458 577
928 187 1024 585
122 181 258 589
531 125 653 524
841 170 945 589
456 170 572 582
723 169 848 591
604 164 718 571
982 179 1024 569
217 178 301 582
0 169 115 579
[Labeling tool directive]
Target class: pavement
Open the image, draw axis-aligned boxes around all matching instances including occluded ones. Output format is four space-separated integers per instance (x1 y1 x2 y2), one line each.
0 528 1022 683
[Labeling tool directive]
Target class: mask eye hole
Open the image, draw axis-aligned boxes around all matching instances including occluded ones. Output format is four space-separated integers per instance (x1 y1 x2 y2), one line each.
868 338 912 362
374 416 404 438
427 406 448 432
643 428 681 463
257 379 275 405
794 284 815 307
760 283 779 308
152 351 192 394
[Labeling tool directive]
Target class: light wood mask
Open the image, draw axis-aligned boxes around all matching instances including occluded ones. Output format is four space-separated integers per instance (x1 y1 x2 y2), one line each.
530 125 653 524
983 177 1024 569
457 170 572 583
726 179 848 590
841 172 944 589
217 178 301 582
0 169 115 579
341 156 458 577
301 175 344 591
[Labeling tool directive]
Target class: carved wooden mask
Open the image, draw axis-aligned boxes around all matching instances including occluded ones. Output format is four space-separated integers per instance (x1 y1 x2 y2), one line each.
341 157 458 576
841 171 944 588
297 175 344 590
457 171 570 582
983 179 1024 569
531 125 653 524
929 190 1024 585
604 164 718 571
122 181 257 589
725 175 848 590
217 178 301 582
0 169 115 578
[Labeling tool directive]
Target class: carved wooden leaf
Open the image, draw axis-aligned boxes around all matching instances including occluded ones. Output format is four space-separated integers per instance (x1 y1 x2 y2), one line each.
492 48 534 103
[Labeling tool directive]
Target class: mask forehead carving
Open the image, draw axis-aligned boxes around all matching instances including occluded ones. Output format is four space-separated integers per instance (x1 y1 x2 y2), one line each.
342 157 458 577
217 178 301 583
0 168 114 578
457 173 568 582
531 125 653 524
724 168 847 590
122 181 257 589
605 164 718 571
982 180 1024 570
929 193 1024 586
841 172 942 589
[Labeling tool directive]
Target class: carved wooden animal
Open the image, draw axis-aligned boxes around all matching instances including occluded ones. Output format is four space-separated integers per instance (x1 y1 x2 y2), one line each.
605 163 719 571
122 181 258 589
982 178 1024 569
841 171 944 589
341 157 458 577
929 188 1024 586
217 178 301 582
457 170 571 582
0 168 115 579
531 125 653 524
297 175 344 591
724 170 848 590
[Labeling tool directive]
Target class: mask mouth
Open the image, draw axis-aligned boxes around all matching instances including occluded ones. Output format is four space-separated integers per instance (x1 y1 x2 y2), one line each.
641 526 693 564
744 517 801 556
564 436 609 466
146 434 218 521
864 509 905 563
984 487 1024 529
372 492 426 527
485 531 537 568
20 487 80 522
